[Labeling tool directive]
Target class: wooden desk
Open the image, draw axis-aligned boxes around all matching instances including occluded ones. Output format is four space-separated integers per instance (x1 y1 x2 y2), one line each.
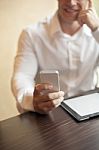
0 106 99 150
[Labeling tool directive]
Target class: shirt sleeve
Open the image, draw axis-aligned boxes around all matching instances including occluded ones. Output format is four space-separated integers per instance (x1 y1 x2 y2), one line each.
92 27 99 43
11 28 38 112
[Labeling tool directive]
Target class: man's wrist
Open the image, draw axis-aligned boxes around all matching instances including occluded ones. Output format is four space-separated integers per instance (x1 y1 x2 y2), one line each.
92 26 98 32
17 89 35 112
92 26 99 43
91 24 99 32
21 93 35 111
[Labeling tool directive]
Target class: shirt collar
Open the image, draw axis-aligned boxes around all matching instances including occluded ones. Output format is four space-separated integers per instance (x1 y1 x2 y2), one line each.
50 11 62 36
50 11 92 37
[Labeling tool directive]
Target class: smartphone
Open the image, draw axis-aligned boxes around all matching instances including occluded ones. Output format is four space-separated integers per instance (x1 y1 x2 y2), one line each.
40 70 60 92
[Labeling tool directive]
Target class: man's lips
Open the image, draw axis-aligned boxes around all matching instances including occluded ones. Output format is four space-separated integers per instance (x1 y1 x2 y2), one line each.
63 7 79 13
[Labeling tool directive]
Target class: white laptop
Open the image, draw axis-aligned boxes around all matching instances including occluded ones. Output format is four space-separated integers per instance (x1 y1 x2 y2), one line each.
61 92 99 121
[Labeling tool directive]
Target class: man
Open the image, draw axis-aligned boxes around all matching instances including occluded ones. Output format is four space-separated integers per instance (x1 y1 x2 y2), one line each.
11 0 99 114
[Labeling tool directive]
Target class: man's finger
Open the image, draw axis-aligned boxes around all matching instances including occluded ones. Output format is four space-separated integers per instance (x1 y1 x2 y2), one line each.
36 91 64 102
39 96 64 113
38 100 55 113
35 83 53 92
48 91 64 100
88 0 93 9
53 96 64 107
81 0 93 10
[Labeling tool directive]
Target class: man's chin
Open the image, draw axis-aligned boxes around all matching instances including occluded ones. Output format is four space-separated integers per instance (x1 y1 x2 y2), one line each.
58 12 78 24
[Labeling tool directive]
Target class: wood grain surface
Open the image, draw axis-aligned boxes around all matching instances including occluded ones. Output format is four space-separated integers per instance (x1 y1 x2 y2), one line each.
1 105 99 150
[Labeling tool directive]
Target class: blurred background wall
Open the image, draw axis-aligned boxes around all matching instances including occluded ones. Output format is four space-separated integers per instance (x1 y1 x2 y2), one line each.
0 0 99 121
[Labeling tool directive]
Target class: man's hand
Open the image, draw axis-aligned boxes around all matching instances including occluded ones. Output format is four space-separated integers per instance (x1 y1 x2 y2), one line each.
33 83 64 114
78 0 99 32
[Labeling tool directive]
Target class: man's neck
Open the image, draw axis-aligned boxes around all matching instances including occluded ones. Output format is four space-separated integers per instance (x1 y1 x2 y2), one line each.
59 18 81 36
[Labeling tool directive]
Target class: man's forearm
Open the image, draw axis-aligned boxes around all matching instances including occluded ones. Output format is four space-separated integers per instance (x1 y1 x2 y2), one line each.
11 73 35 112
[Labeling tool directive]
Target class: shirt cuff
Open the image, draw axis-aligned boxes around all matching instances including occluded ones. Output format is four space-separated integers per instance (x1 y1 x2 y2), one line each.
92 27 99 43
17 89 35 112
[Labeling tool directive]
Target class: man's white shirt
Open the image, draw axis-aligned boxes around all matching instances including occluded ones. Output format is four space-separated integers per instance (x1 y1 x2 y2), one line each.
11 12 99 112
